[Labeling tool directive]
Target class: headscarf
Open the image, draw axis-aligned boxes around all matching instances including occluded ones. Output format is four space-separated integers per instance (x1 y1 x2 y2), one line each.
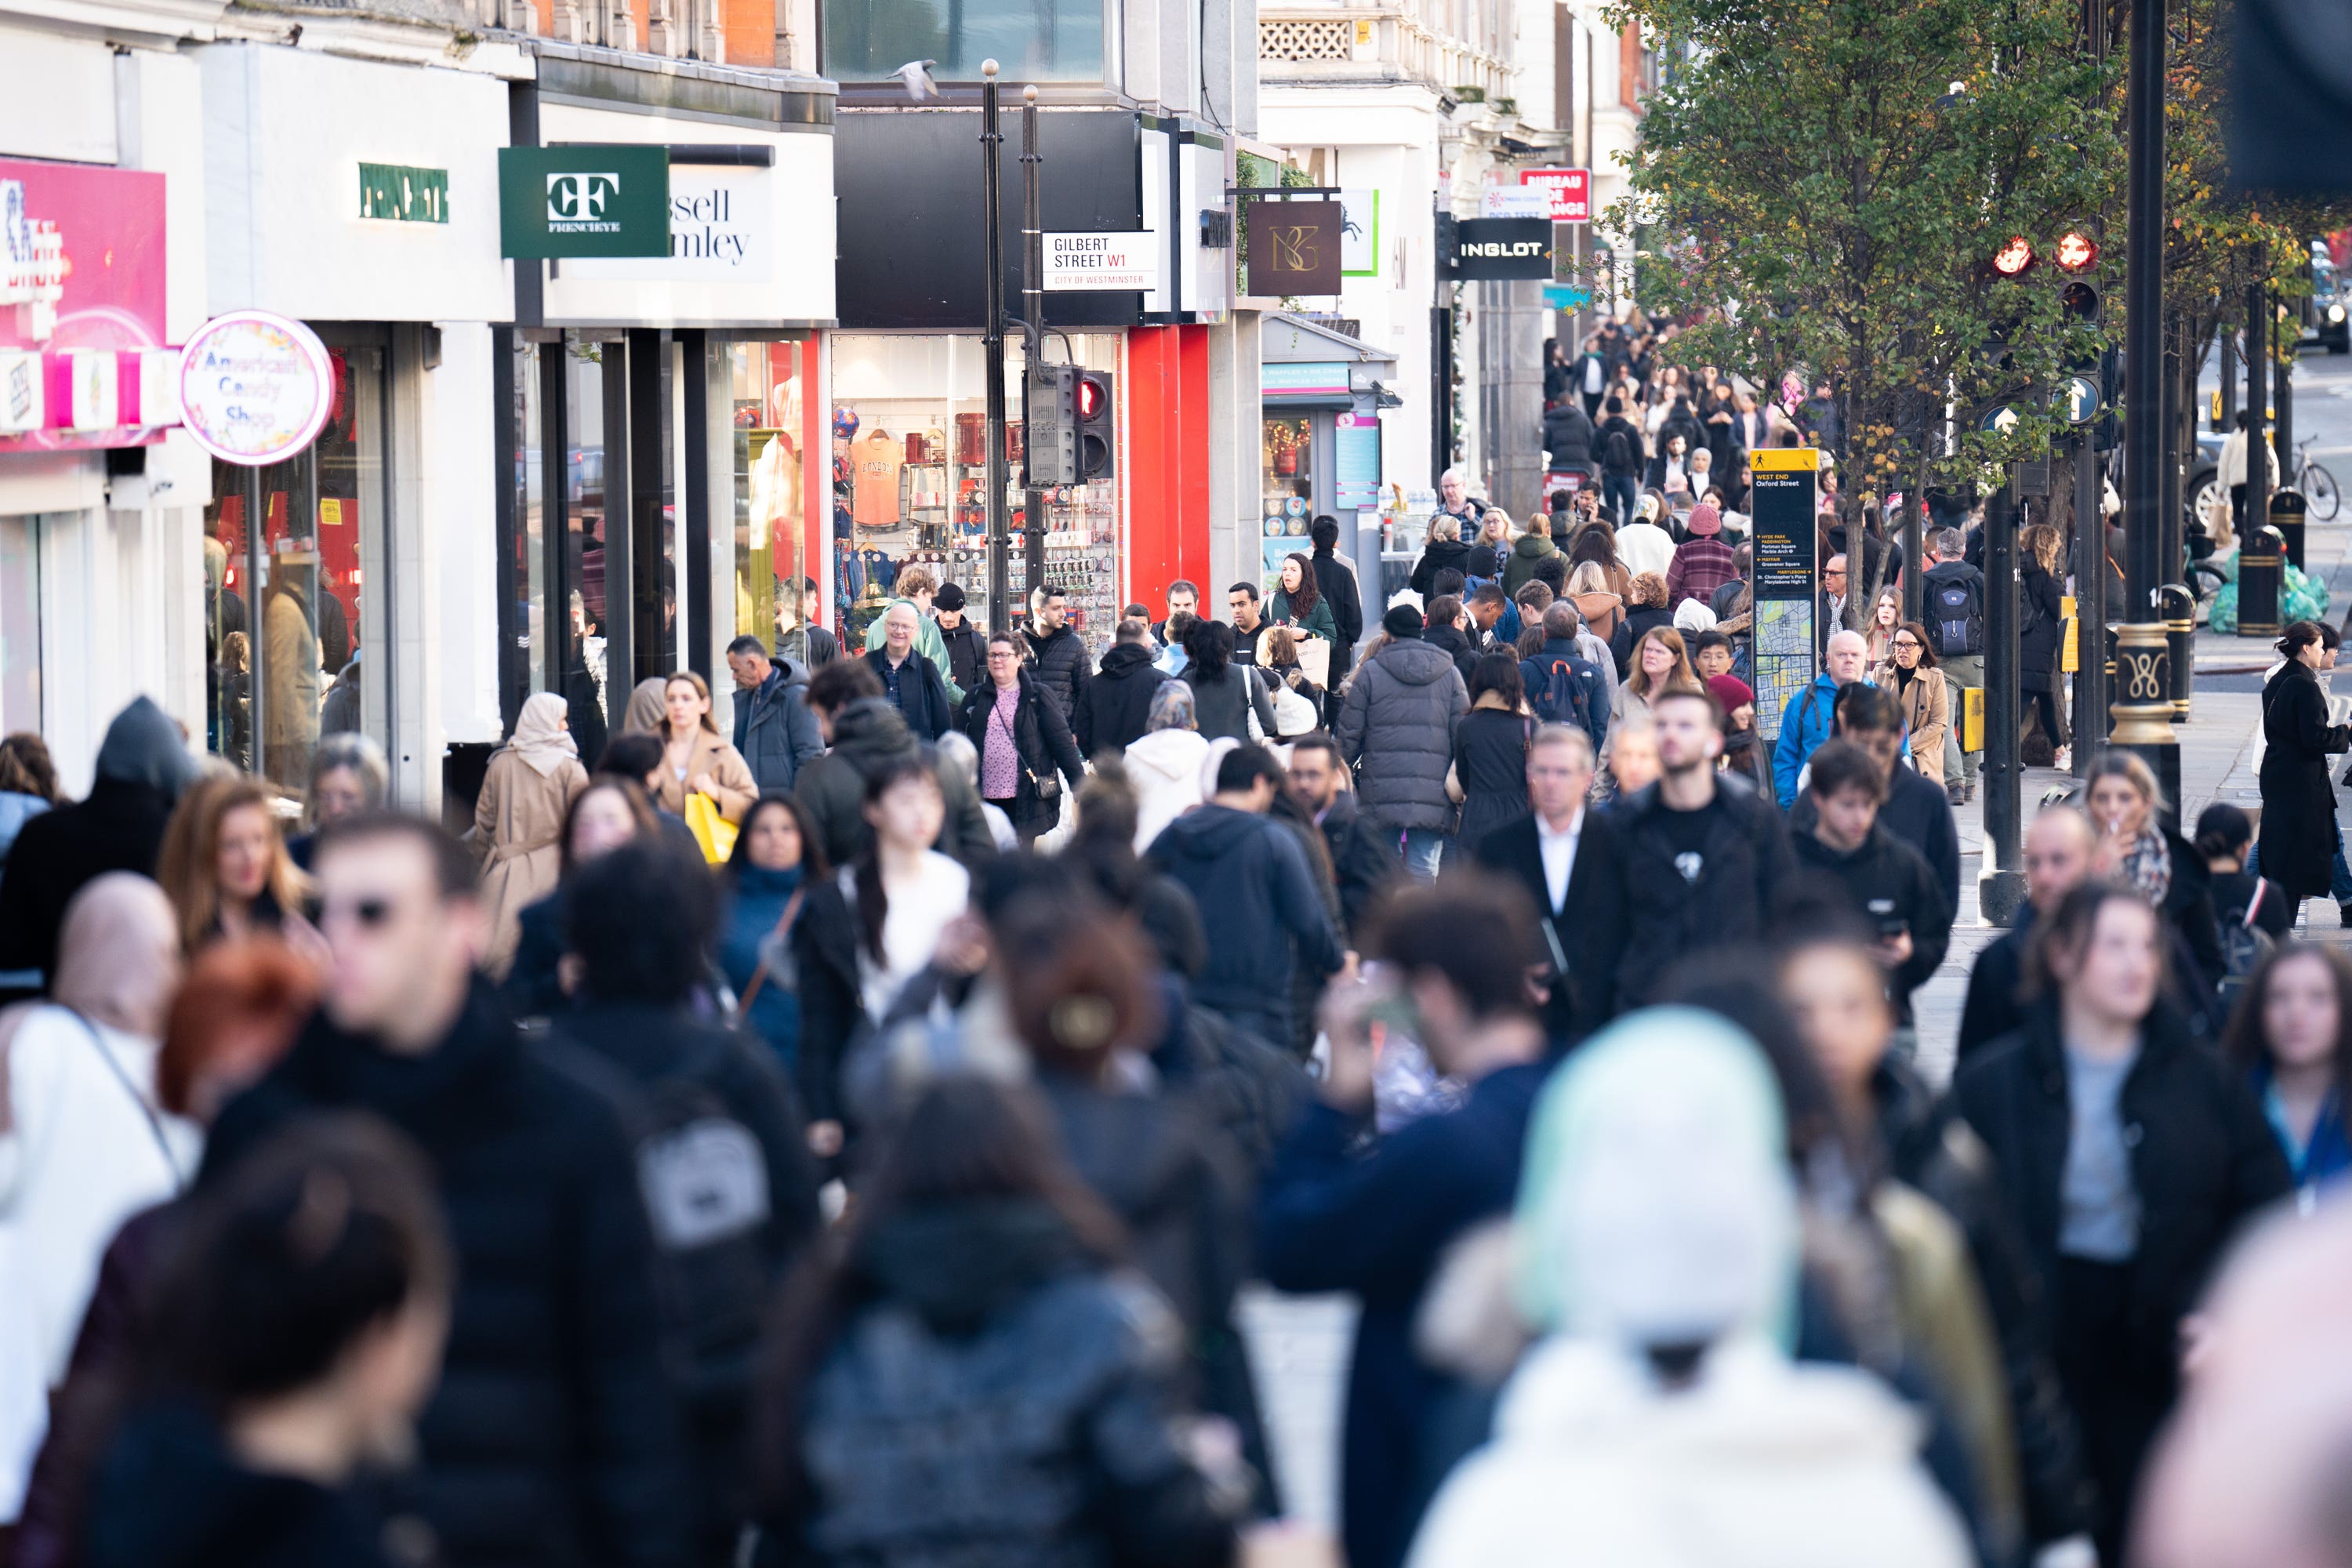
1674 599 1719 634
1148 680 1197 734
621 677 669 737
93 695 199 802
505 691 579 779
1512 1007 1798 1351
53 873 181 1040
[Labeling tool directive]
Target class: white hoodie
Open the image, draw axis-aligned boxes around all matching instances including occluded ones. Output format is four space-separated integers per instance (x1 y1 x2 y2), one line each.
1408 1336 1973 1568
1120 728 1212 851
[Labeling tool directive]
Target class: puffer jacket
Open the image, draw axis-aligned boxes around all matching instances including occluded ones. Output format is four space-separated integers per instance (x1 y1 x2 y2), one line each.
1410 537 1476 599
1022 622 1094 722
1500 532 1558 597
793 699 999 872
768 1197 1236 1568
1335 637 1470 831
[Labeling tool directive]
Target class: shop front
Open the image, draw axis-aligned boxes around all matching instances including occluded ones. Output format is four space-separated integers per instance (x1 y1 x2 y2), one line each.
196 40 516 808
1258 313 1396 597
501 46 837 753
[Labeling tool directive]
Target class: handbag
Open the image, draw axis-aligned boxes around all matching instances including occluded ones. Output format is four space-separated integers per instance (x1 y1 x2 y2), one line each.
992 700 1060 800
683 793 739 864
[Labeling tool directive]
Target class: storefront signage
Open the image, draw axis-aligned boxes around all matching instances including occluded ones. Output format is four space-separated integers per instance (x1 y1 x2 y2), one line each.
358 162 448 224
1519 168 1592 223
177 310 334 466
1449 219 1554 281
497 145 670 259
1748 447 1819 741
1243 198 1343 296
1335 412 1381 512
1340 189 1379 277
568 165 772 281
1262 361 1352 397
1042 230 1160 292
0 158 170 452
1480 186 1551 219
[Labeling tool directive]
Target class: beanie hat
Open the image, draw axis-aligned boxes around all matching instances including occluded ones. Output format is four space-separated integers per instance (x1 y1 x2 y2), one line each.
1382 603 1426 641
935 581 967 612
1687 503 1722 536
1706 673 1755 713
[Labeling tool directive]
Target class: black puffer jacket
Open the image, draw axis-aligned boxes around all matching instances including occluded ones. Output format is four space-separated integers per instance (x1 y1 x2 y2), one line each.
1334 637 1469 832
767 1198 1236 1568
1075 642 1169 757
201 982 693 1568
1541 402 1594 469
1022 622 1094 723
958 669 1087 837
1408 537 1475 599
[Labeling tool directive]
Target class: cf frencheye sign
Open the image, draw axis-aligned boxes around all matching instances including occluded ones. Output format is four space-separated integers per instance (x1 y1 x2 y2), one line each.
498 146 670 260
1042 231 1160 292
1450 218 1553 280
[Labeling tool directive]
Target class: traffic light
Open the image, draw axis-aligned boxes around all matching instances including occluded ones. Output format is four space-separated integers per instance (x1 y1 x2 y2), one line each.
1075 369 1116 481
1025 365 1080 486
2053 229 2099 273
1991 236 2034 278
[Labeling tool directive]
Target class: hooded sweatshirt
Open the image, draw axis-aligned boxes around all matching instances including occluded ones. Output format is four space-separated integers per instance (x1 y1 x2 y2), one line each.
1501 532 1559 597
1121 728 1212 851
1143 804 1342 1027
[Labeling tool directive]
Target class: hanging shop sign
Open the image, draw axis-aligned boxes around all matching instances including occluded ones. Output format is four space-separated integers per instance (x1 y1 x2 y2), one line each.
0 157 172 453
497 145 670 260
1519 168 1593 223
1448 219 1554 281
177 310 334 466
1243 198 1343 296
1042 231 1161 292
1748 447 1820 742
1339 189 1379 277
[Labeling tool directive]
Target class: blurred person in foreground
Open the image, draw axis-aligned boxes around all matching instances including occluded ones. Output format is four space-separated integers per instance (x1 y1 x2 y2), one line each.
1406 1009 1971 1568
1790 740 1951 1041
2222 944 2352 1205
158 776 321 960
0 876 187 1534
1958 805 2097 1060
554 840 820 1559
72 1118 452 1568
197 811 691 1568
502 779 664 1022
1952 881 2290 1566
750 1077 1241 1568
1257 877 1549 1568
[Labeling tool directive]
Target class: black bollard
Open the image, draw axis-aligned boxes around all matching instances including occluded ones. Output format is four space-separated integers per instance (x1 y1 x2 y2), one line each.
2238 526 2285 638
2270 488 2308 575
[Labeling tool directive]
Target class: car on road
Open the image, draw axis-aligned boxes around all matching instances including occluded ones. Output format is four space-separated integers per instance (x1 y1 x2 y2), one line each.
2305 253 2350 354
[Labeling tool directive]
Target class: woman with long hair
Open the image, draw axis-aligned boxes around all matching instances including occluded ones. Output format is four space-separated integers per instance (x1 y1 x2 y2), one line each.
1566 557 1626 648
157 775 315 958
1450 653 1533 850
1470 509 1516 582
653 670 757 824
1875 619 1950 790
1864 583 1905 666
2257 622 2352 925
1179 619 1276 743
721 792 830 1088
2085 750 2225 1004
957 630 1086 846
502 778 662 1018
471 691 589 976
74 1119 452 1568
1954 882 2289 1564
2223 943 2352 1202
751 1077 1238 1568
2019 522 2071 767
1614 625 1698 724
1269 552 1337 644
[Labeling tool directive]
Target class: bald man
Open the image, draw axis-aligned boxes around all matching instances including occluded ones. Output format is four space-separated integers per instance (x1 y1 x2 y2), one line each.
1773 627 1874 807
1958 805 2097 1058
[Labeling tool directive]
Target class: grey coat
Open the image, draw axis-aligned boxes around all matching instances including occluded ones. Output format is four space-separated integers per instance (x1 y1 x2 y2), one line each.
733 666 826 793
1335 637 1470 830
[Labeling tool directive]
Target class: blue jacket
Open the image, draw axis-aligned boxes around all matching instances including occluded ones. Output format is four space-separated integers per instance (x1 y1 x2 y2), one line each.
719 864 805 1075
2252 1065 2352 1197
1773 673 1846 807
732 668 825 793
1257 1062 1549 1568
1145 804 1343 1038
1518 636 1610 756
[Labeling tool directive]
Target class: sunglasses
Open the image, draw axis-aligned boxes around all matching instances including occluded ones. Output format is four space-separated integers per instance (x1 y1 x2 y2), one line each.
321 895 398 929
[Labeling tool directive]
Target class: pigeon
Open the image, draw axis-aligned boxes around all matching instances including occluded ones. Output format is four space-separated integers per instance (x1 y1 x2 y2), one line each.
894 60 940 101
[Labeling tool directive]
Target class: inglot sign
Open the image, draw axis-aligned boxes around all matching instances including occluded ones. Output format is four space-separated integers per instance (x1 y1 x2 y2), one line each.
1448 218 1553 281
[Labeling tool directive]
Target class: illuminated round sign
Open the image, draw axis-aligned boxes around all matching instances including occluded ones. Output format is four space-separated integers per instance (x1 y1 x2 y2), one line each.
177 310 333 466
1990 237 2034 278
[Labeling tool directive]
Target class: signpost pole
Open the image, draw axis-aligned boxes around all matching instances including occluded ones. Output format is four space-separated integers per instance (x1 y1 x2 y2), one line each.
980 62 1010 637
1022 85 1047 602
1980 471 2026 925
1745 447 1817 759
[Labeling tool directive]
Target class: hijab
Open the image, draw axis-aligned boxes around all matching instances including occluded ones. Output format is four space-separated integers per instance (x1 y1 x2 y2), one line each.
92 696 199 801
53 873 181 1040
1148 680 1198 733
506 691 579 779
622 677 669 738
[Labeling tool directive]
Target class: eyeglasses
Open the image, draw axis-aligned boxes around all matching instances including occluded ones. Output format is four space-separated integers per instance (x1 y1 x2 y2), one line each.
1824 567 1848 579
1893 637 1921 649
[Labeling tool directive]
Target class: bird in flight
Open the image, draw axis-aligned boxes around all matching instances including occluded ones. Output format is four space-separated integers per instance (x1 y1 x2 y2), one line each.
895 60 941 100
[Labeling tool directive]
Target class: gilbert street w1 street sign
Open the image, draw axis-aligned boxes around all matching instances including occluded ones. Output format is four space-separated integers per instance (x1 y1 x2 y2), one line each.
1043 232 1160 292
2055 375 2102 425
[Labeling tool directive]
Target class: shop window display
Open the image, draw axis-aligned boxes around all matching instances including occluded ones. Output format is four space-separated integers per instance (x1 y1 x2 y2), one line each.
204 343 387 794
1260 414 1316 591
565 339 612 720
829 333 1122 654
0 519 37 735
731 340 817 663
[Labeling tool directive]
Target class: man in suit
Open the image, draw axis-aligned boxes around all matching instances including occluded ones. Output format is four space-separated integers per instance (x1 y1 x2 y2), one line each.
1471 722 1612 1047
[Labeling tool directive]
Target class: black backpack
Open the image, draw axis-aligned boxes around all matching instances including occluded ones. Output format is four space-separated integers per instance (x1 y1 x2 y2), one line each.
1929 575 1984 657
1530 652 1599 735
1604 427 1634 473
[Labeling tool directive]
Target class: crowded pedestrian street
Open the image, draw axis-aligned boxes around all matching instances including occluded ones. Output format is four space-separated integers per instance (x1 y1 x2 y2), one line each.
8 0 2352 1563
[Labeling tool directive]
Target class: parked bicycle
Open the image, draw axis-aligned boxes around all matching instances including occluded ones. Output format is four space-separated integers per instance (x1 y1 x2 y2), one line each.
2294 436 2341 521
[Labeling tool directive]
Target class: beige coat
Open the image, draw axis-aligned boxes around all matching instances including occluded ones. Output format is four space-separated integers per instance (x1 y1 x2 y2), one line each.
1876 659 1950 789
653 728 758 823
472 747 587 976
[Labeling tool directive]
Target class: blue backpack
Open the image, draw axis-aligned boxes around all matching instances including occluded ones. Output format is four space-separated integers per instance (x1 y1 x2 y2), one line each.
1530 651 1601 739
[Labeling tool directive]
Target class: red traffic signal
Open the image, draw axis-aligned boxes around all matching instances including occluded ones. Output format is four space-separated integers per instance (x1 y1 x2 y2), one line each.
1076 375 1105 422
1991 237 2034 278
2054 230 2099 273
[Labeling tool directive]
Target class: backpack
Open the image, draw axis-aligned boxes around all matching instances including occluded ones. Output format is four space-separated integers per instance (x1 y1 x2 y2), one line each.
2216 884 2277 1011
1530 653 1599 735
623 1031 779 1401
1929 575 1984 657
1603 427 1634 473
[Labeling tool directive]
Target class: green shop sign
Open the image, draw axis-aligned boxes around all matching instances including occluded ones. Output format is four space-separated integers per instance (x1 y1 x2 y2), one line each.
358 163 448 224
498 146 670 259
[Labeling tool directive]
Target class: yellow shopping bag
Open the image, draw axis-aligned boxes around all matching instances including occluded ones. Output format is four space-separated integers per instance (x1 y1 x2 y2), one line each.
683 793 738 864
